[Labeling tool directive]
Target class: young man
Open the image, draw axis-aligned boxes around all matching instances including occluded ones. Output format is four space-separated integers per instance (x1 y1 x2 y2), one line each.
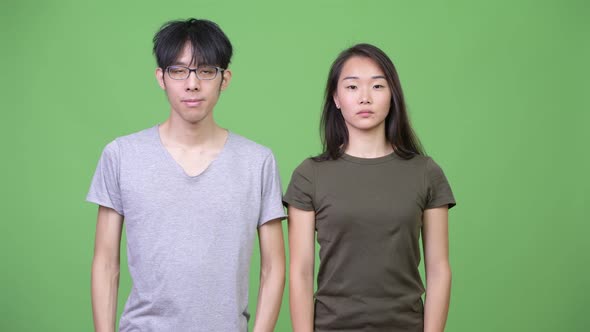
87 18 286 332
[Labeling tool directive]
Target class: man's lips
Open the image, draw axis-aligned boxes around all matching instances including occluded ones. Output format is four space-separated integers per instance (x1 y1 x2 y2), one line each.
182 98 204 107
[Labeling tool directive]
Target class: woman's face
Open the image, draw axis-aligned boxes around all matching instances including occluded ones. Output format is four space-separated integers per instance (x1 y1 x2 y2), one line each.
333 56 391 134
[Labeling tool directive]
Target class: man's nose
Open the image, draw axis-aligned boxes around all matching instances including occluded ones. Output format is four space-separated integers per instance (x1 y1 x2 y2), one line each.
185 71 201 91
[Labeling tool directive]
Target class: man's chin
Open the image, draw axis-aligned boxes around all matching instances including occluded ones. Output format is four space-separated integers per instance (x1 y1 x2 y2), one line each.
170 108 210 124
182 113 211 125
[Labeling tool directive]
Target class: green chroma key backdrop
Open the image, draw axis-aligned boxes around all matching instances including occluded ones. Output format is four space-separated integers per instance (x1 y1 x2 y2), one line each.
1 0 588 331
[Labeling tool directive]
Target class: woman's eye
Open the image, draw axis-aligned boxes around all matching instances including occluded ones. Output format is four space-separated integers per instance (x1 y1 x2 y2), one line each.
374 84 385 89
346 85 357 90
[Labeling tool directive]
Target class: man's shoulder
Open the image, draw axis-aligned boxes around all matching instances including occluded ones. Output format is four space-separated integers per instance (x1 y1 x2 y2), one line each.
113 125 157 146
227 132 273 159
96 126 158 160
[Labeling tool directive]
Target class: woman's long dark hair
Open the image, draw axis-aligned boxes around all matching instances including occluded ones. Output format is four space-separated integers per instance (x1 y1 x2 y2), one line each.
314 43 424 161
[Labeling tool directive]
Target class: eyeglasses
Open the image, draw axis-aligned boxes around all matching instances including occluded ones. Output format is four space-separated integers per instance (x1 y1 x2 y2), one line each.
165 65 225 80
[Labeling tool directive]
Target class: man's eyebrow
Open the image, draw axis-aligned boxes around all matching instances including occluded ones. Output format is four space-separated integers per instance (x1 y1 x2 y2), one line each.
170 61 189 66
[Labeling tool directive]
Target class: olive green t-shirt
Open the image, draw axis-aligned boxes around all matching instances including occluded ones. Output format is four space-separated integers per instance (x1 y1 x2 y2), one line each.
283 153 456 332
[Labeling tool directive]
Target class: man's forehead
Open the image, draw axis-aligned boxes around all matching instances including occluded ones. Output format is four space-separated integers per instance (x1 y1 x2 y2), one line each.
173 45 204 66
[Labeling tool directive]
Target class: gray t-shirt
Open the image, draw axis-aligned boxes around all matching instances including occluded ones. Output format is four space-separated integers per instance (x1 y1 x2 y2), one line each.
86 125 286 332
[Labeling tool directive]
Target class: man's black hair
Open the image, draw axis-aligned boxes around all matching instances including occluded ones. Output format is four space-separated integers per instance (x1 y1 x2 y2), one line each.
153 18 233 69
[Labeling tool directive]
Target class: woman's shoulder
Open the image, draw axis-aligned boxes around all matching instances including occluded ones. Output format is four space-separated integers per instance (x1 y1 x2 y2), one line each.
405 153 432 165
292 157 318 174
407 154 452 181
291 155 340 179
398 153 441 167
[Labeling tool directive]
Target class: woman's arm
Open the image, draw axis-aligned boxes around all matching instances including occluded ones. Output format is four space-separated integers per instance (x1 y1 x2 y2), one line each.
288 206 316 332
252 219 286 332
91 206 124 332
422 207 452 332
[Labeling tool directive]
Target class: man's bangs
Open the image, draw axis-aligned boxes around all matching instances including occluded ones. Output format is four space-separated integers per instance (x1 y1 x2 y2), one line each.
188 37 222 67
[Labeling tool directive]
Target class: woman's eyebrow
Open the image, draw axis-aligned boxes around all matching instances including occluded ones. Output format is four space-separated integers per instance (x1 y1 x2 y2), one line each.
342 75 386 80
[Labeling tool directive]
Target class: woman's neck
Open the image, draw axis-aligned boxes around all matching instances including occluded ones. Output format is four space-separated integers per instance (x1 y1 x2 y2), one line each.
344 124 393 158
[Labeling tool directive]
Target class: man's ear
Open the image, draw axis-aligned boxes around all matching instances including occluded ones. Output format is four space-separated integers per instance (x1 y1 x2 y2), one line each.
220 69 232 91
156 68 166 90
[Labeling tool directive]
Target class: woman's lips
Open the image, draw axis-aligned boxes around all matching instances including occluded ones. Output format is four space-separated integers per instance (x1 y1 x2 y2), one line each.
357 110 374 117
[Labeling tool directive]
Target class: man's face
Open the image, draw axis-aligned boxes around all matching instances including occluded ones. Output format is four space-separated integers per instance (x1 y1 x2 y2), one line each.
156 43 231 125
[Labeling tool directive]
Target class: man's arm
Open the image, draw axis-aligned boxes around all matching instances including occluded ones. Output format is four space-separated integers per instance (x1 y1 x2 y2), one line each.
252 219 286 332
91 206 124 332
287 206 315 332
422 207 452 332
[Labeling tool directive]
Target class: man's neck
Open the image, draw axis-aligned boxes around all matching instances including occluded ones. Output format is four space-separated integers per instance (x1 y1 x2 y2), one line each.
159 116 225 149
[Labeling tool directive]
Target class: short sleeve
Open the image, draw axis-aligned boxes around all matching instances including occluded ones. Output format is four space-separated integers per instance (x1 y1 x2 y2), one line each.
283 159 315 211
258 152 287 227
424 157 456 210
86 140 124 216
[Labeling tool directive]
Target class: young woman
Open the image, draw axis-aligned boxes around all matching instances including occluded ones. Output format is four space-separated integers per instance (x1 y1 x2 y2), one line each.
284 44 456 332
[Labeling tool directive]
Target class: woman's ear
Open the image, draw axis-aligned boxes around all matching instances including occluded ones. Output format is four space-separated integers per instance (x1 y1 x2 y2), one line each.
333 94 340 109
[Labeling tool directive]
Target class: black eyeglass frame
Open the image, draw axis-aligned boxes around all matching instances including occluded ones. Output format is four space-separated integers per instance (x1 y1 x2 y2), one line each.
165 65 225 80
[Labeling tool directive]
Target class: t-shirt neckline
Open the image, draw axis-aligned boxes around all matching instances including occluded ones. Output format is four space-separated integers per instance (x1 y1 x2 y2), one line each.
152 125 233 178
340 151 400 165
